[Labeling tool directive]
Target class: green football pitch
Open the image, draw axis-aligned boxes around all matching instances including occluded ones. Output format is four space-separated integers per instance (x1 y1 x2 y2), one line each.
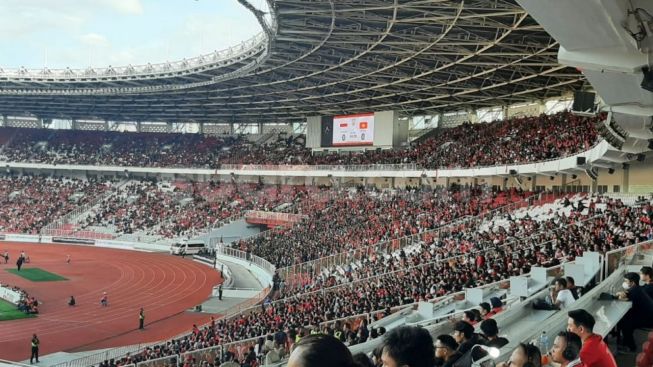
0 299 35 321
7 267 68 282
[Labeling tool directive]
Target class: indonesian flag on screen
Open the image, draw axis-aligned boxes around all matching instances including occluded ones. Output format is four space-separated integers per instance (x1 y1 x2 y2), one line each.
340 123 348 127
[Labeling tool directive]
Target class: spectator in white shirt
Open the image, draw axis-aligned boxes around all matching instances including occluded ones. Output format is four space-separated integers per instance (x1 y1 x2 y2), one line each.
551 278 576 309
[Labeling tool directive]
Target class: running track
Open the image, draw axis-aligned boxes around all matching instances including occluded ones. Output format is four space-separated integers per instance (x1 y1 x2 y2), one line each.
0 242 221 362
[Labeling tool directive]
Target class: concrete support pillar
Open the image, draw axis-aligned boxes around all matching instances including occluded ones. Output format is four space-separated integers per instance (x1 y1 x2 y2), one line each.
198 123 204 134
591 178 598 193
561 174 568 193
445 177 451 188
230 123 235 135
530 176 536 192
104 120 109 131
467 110 479 124
72 119 79 130
1 114 6 127
622 164 630 193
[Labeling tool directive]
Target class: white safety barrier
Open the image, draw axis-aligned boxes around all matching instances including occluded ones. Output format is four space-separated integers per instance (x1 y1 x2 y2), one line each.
0 286 22 304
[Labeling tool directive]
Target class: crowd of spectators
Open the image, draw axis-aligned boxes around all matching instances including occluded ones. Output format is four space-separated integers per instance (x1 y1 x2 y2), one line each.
0 175 112 234
0 111 599 170
109 194 652 367
80 181 321 239
235 187 532 267
0 128 241 168
302 111 600 169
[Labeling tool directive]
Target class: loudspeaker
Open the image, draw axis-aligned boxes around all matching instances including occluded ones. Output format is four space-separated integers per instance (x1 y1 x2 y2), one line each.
572 92 596 113
509 169 517 175
637 154 646 162
585 167 598 181
648 140 653 150
608 168 615 174
641 67 653 93
576 157 586 165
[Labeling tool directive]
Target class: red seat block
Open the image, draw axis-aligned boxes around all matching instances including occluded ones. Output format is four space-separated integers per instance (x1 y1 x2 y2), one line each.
636 352 650 367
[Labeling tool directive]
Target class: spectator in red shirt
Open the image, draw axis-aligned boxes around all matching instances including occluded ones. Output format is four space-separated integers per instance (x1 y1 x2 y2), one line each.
566 309 617 367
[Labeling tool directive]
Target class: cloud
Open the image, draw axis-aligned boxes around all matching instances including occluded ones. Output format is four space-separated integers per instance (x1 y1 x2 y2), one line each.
0 0 261 69
80 33 109 47
101 0 144 15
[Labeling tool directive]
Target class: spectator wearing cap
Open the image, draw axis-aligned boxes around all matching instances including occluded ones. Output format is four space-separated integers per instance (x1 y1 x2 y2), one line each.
567 309 617 367
490 297 503 314
550 331 582 367
615 272 653 352
434 334 460 367
381 326 435 367
451 321 487 367
480 319 509 349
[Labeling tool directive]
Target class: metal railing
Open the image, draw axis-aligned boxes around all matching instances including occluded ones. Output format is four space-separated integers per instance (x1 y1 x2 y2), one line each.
216 245 276 277
604 239 653 279
0 33 267 80
51 343 155 367
220 163 419 172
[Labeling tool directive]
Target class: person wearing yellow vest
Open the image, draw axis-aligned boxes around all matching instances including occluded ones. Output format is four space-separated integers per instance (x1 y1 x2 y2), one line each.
139 308 145 330
30 334 39 364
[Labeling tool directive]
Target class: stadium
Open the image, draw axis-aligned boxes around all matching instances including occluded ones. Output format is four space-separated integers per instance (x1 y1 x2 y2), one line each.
0 0 652 367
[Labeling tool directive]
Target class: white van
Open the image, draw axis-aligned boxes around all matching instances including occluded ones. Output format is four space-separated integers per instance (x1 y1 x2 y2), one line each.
170 240 205 256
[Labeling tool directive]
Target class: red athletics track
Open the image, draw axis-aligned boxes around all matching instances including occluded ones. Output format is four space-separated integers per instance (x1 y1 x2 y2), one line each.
0 242 221 362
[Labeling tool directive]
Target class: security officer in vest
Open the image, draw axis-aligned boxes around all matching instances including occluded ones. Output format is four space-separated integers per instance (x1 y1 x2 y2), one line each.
139 308 145 330
30 334 40 364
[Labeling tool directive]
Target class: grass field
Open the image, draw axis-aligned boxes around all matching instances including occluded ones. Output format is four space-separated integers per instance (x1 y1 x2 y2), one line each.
7 267 68 282
0 299 35 321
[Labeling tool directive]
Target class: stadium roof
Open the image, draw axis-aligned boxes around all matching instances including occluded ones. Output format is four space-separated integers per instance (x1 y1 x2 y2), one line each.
0 0 586 123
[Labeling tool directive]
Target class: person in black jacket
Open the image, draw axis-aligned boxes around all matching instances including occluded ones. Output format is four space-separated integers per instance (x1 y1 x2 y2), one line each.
616 272 653 352
434 334 460 367
451 321 488 367
381 326 435 367
641 266 653 299
480 319 509 349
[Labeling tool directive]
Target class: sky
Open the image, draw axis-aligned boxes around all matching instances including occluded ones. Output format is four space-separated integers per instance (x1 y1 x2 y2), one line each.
0 0 266 69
